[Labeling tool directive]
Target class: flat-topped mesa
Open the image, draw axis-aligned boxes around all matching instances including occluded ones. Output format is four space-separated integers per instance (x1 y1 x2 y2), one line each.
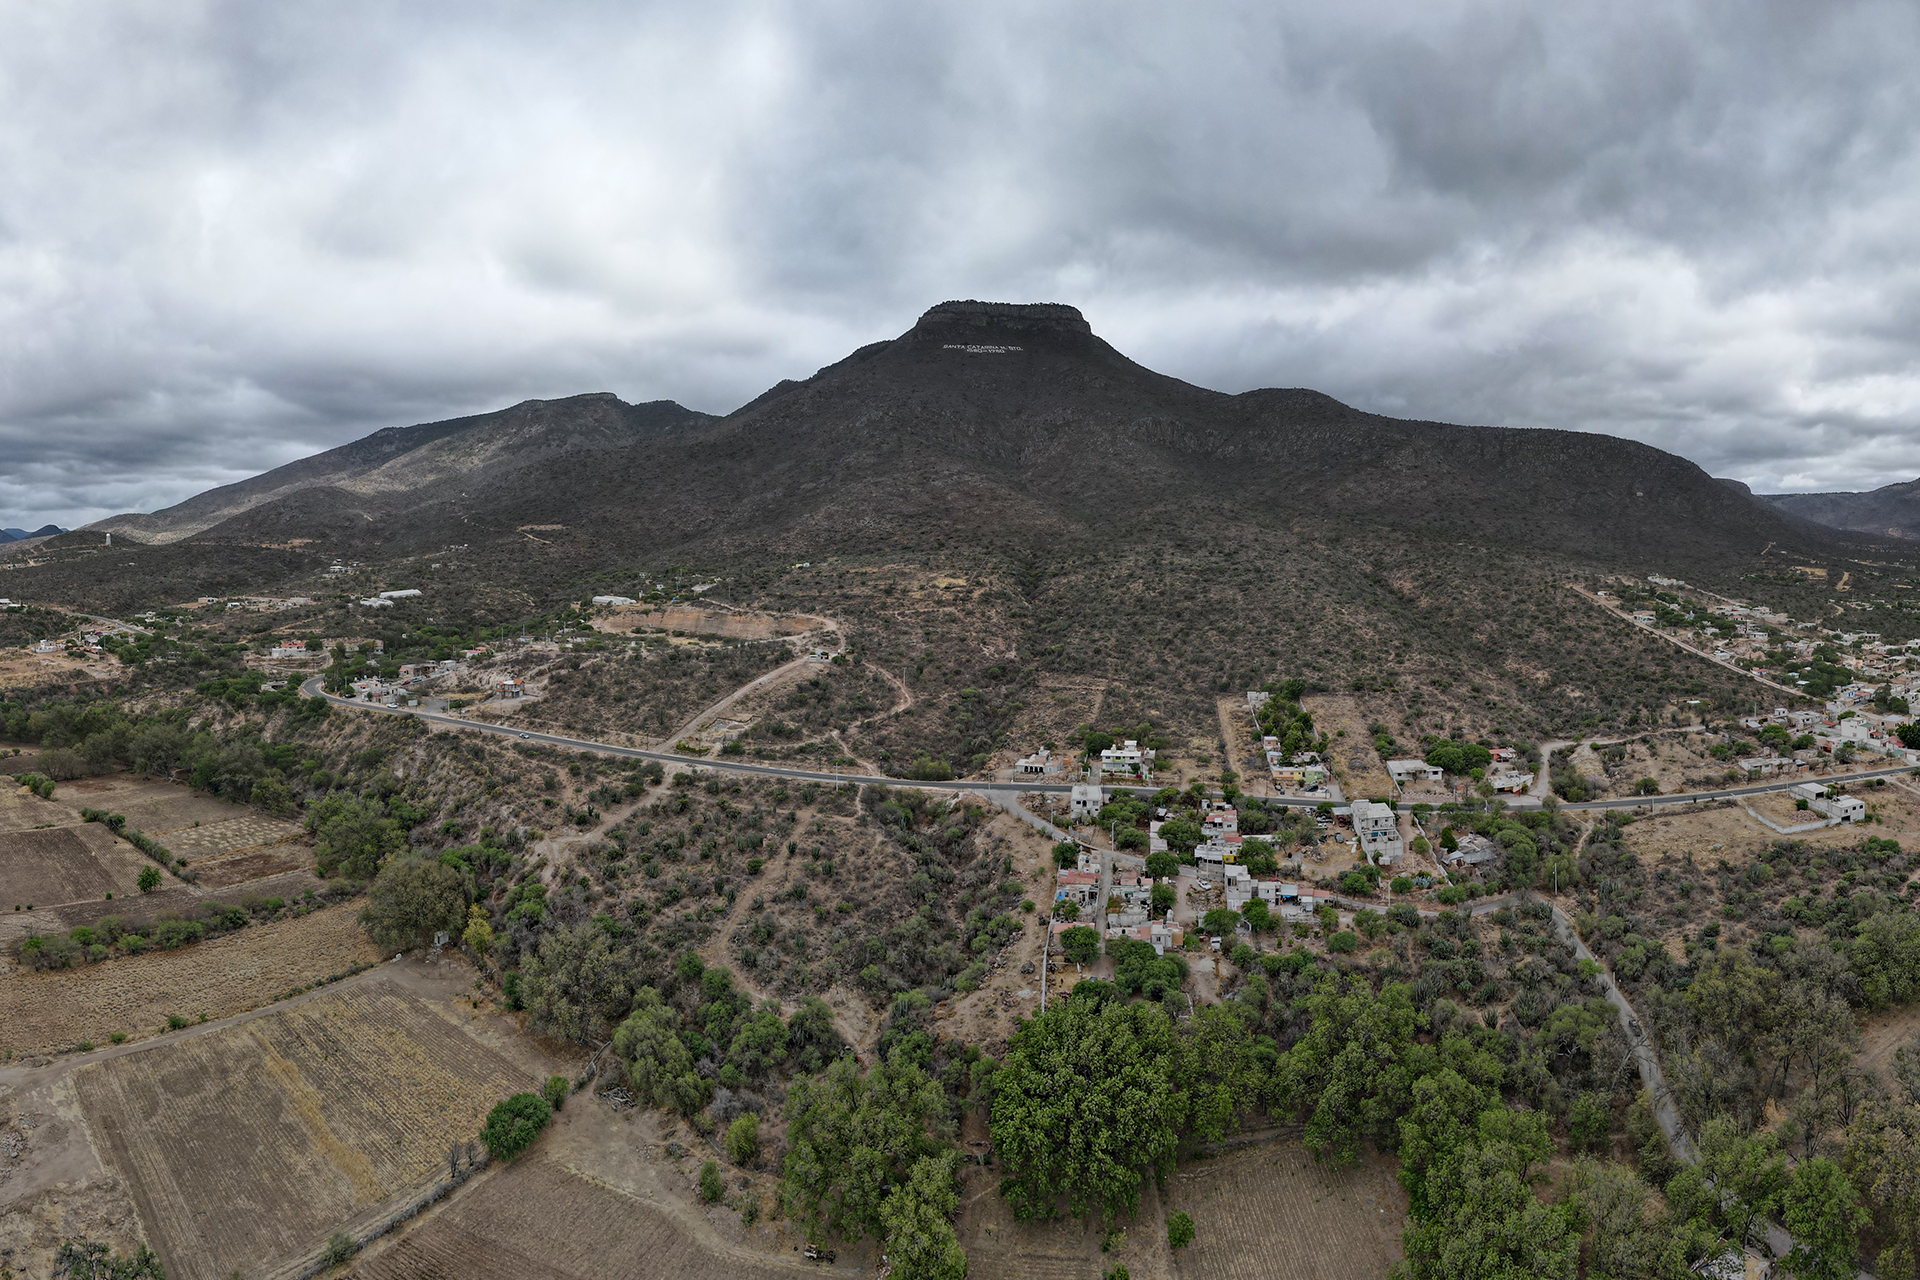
912 300 1093 337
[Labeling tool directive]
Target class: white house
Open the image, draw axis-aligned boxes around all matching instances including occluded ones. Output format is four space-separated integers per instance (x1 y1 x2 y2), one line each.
1387 759 1444 785
591 595 636 606
378 588 422 600
356 598 394 609
1246 690 1271 713
1352 799 1404 864
1490 770 1535 793
1201 807 1238 838
1015 748 1064 777
1099 739 1154 779
1070 783 1105 822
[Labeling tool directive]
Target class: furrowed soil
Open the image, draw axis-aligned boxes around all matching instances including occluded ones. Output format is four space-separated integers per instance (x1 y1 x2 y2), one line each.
348 1157 809 1280
1165 1138 1407 1280
71 976 532 1280
0 905 380 1053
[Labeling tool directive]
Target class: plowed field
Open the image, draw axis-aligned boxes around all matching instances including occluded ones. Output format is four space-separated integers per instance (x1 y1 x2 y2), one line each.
1167 1140 1406 1280
2 905 381 1051
73 979 530 1280
0 824 119 905
350 1158 804 1280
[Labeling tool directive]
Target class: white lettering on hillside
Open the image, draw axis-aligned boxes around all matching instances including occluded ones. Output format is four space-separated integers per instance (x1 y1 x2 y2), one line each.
942 344 1023 354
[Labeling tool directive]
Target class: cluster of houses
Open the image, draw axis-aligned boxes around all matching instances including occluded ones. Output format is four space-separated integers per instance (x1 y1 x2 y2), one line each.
1387 747 1533 795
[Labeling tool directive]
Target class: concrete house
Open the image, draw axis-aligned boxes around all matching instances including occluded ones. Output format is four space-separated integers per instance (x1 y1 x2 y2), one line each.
1099 739 1154 779
1387 759 1444 785
1015 748 1064 777
1070 783 1105 822
1201 807 1239 838
1791 783 1867 823
1490 770 1535 793
1352 799 1404 864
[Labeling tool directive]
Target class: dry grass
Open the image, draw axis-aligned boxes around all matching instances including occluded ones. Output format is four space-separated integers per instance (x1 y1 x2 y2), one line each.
73 978 530 1280
0 905 380 1052
1304 695 1395 800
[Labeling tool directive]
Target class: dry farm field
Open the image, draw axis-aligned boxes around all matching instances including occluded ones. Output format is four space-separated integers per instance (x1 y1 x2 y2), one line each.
72 978 530 1280
349 1157 807 1280
1166 1139 1407 1280
0 904 381 1053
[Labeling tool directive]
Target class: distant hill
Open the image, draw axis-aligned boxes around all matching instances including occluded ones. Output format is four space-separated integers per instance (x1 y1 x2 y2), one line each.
87 394 714 544
0 525 64 542
1756 479 1920 541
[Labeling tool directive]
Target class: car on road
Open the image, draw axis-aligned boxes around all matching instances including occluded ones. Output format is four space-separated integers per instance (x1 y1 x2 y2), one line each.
519 732 530 739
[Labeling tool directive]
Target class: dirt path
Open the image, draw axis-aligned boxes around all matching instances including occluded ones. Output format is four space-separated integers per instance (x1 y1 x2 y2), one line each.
1531 727 1707 799
1571 586 1808 702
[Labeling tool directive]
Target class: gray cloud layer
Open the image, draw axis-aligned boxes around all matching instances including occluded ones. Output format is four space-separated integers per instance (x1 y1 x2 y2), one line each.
4 0 1919 529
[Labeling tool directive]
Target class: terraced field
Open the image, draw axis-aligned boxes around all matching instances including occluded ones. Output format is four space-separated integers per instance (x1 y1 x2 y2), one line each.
71 978 529 1280
350 1158 804 1280
1 904 380 1052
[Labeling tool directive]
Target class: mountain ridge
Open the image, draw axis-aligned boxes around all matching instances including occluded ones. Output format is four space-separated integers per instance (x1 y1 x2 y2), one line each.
1757 478 1920 541
61 300 1876 591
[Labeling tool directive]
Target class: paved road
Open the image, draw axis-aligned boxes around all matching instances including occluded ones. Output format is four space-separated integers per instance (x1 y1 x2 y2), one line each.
302 677 1917 811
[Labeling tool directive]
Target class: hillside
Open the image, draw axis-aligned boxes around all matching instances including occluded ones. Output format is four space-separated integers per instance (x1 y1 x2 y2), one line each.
1755 478 1920 540
11 301 1912 746
89 394 714 545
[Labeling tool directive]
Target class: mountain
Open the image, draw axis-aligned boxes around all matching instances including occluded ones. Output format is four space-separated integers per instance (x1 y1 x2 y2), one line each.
20 300 1908 745
0 525 64 542
1756 479 1920 541
88 394 714 544
131 299 1851 576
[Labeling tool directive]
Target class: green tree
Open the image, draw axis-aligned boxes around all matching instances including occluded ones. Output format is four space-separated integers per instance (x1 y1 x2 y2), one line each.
522 921 633 1045
543 1074 569 1111
613 987 709 1115
308 794 404 879
1159 818 1203 856
1145 850 1180 880
1241 897 1272 934
700 1158 726 1202
990 999 1184 1220
1275 979 1422 1166
1570 1158 1700 1280
359 853 467 951
1150 881 1176 916
1167 1210 1195 1249
878 1152 967 1280
52 1238 167 1278
1181 1004 1258 1144
726 1112 761 1165
480 1092 551 1160
782 1051 950 1243
1782 1157 1868 1280
1201 906 1240 937
1397 1133 1579 1280
728 1006 790 1079
1060 925 1100 966
137 864 161 894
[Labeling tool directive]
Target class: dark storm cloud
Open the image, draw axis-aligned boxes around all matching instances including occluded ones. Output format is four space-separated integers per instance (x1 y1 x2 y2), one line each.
4 0 1920 529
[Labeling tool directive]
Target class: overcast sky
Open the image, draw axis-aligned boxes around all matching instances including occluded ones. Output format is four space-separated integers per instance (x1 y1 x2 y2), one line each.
5 0 1920 530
